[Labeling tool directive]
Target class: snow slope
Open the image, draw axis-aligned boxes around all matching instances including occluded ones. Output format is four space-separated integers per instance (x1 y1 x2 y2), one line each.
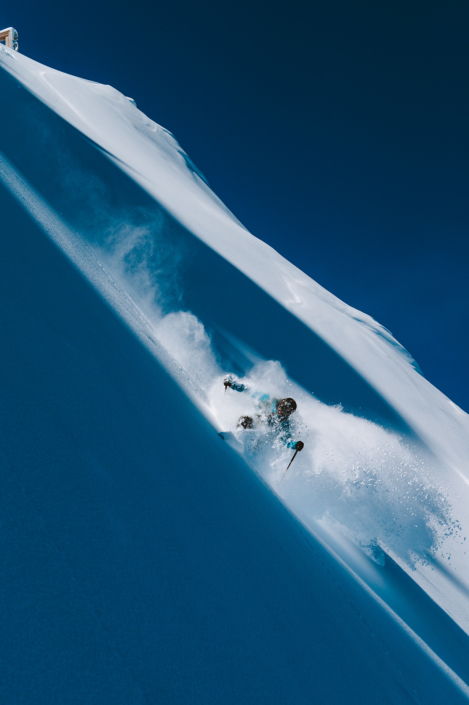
1 45 469 703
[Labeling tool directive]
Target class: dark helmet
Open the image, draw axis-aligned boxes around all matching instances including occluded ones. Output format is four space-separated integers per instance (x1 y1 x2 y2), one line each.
276 398 297 417
238 415 254 429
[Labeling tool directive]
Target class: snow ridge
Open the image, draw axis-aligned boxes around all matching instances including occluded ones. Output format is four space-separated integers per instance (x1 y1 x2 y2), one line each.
1 49 469 703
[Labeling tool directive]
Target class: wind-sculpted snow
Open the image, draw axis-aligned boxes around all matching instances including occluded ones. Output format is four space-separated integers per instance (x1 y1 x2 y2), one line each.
2 49 469 702
3 53 465 586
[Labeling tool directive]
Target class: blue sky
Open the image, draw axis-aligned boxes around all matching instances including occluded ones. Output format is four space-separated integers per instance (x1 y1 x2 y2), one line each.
2 0 468 410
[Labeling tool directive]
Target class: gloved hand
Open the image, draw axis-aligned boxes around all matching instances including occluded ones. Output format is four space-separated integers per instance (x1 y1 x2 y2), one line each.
295 441 304 451
224 378 233 389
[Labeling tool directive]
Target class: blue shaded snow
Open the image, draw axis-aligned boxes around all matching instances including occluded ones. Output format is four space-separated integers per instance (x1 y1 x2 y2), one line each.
1 55 469 704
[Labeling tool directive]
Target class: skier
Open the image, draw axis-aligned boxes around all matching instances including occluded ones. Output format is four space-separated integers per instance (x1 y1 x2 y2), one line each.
224 377 304 452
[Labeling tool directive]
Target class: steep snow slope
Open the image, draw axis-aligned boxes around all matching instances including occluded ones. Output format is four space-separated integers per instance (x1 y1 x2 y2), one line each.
1 45 469 702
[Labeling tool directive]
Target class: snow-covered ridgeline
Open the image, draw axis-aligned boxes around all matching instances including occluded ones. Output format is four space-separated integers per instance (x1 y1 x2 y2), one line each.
2 47 469 701
2 46 468 464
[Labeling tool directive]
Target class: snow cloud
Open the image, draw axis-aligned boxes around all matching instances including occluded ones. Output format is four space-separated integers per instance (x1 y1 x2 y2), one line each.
89 206 457 570
209 360 457 567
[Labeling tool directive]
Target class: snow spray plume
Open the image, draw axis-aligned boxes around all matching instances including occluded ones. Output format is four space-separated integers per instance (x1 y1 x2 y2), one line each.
209 360 458 566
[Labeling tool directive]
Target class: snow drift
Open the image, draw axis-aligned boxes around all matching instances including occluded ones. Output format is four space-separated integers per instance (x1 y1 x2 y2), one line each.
1 44 469 703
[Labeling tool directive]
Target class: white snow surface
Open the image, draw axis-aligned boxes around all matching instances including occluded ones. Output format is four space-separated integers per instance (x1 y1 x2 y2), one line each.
2 47 469 702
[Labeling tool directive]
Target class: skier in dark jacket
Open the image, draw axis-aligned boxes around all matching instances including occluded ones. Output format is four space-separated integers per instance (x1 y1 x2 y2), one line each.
224 378 304 451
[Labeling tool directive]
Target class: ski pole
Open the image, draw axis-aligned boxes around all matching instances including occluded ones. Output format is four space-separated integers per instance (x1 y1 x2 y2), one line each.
283 449 299 478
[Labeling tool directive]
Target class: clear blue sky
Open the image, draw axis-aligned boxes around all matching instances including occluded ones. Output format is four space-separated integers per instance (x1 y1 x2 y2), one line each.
2 0 468 410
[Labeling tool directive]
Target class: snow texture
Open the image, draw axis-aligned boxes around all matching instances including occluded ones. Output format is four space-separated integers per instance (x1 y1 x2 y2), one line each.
1 50 469 703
